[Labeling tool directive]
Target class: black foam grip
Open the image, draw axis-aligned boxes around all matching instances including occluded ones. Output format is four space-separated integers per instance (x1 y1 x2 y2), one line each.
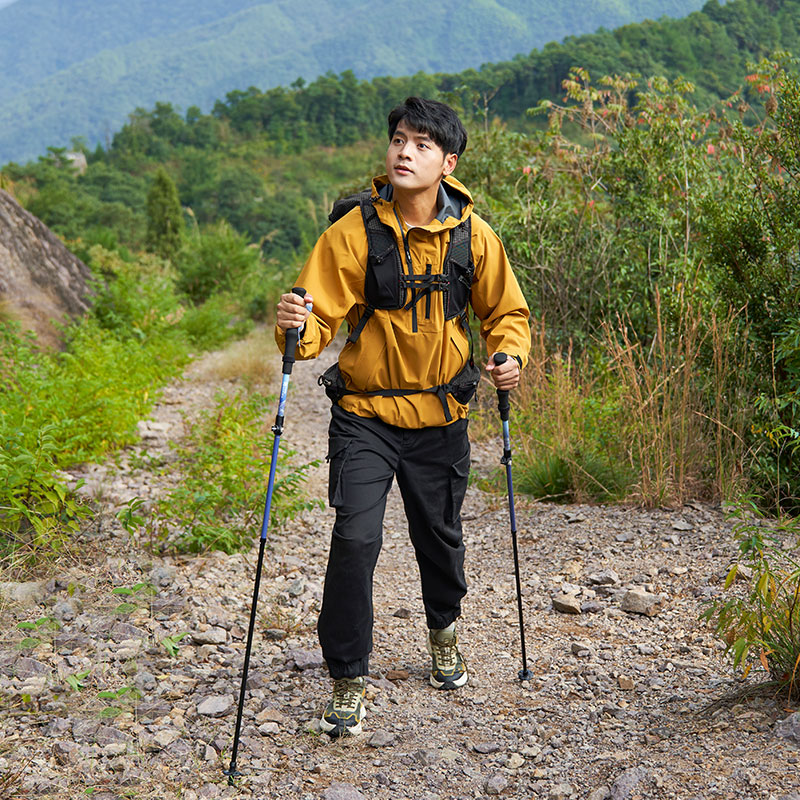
494 352 510 421
282 286 307 374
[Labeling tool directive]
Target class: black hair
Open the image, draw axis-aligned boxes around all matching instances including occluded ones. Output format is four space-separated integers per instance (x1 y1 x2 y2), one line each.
387 97 468 158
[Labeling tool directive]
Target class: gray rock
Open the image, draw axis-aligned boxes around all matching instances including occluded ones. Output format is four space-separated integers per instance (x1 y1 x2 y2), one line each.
150 565 175 588
473 741 501 754
588 789 611 800
191 627 227 645
671 519 693 531
368 730 396 747
72 719 100 742
52 599 77 622
110 622 148 641
550 784 573 800
287 648 324 670
151 596 186 616
323 782 367 800
95 725 131 746
775 711 800 744
197 695 234 717
0 580 47 607
486 774 509 795
133 671 157 692
552 594 582 614
288 576 306 596
611 767 649 800
53 740 80 765
588 570 619 586
198 783 221 799
15 657 50 678
265 628 287 640
620 588 664 617
136 700 171 721
412 748 439 766
44 717 71 737
393 607 412 619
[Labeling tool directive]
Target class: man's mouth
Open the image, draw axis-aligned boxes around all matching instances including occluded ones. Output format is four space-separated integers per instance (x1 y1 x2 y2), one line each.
394 164 412 174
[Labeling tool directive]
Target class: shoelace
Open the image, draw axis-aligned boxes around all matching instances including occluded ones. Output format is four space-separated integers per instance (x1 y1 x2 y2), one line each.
431 634 458 668
332 678 362 711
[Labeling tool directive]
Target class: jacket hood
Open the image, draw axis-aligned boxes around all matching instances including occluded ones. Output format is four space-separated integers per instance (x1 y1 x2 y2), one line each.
371 174 473 228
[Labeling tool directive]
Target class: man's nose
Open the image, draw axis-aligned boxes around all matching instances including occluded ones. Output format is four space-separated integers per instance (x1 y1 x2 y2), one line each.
398 140 413 158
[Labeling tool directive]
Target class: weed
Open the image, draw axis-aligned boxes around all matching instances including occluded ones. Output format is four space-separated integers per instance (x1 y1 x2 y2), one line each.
111 581 156 615
116 497 146 536
152 389 321 554
702 498 800 699
161 632 188 658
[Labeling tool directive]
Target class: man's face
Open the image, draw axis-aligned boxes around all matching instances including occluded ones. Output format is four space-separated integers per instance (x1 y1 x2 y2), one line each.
385 120 458 194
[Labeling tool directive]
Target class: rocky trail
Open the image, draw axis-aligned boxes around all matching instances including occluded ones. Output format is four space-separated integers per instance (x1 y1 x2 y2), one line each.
0 334 798 800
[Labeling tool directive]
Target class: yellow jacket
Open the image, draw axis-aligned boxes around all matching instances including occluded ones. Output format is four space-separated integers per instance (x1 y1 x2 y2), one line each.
276 174 531 428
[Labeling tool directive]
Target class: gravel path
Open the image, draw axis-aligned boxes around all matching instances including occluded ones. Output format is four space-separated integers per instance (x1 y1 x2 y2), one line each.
0 333 798 800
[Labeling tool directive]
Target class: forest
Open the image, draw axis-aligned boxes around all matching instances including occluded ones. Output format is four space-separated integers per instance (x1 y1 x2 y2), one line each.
0 0 710 163
1 0 799 697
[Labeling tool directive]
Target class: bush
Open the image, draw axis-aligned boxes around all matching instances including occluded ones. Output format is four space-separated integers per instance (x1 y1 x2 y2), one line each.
175 221 264 306
702 499 800 699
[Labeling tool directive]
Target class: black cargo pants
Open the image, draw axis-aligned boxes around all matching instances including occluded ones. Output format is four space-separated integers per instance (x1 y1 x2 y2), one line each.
318 404 470 679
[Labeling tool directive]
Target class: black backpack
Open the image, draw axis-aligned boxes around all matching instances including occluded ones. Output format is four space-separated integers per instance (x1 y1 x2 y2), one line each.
318 189 480 422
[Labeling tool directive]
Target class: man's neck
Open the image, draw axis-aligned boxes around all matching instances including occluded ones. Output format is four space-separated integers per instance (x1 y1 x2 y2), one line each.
394 184 440 227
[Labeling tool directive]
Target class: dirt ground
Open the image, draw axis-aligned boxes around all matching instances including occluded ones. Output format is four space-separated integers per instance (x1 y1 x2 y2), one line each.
1 334 798 800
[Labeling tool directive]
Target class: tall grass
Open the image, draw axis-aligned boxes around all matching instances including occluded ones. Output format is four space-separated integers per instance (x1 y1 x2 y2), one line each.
510 297 750 506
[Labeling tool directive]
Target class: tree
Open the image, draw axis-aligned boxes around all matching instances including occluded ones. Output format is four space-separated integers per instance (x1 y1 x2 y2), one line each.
145 167 184 262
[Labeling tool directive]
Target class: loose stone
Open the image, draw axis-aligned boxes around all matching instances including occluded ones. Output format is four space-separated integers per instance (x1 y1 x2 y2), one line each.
486 774 509 795
196 695 234 717
323 782 367 800
552 594 582 614
620 588 664 617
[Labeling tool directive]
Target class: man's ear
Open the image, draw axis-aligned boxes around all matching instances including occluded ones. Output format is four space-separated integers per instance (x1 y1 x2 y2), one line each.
443 152 458 176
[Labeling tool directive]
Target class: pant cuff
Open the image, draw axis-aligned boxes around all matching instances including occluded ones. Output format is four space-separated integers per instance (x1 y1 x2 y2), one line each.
325 654 370 679
425 609 461 631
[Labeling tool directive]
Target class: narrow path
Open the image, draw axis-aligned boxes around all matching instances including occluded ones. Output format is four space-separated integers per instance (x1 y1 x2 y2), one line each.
0 333 794 800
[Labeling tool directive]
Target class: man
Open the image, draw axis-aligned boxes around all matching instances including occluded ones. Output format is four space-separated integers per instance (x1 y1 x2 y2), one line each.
276 97 530 736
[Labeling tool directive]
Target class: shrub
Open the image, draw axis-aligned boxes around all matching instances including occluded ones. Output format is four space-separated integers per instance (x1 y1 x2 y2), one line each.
702 499 800 699
151 389 320 554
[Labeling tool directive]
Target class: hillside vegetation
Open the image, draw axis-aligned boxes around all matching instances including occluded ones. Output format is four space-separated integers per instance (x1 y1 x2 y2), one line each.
0 0 709 163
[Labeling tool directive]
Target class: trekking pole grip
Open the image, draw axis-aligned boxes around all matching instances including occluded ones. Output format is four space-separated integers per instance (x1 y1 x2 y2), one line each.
494 352 511 422
282 286 307 375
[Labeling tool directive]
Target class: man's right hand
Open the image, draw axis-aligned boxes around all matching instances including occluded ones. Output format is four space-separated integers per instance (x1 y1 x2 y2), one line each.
277 291 313 331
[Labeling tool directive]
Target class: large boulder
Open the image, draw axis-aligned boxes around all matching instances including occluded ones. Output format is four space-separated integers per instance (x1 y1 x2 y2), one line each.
0 188 92 347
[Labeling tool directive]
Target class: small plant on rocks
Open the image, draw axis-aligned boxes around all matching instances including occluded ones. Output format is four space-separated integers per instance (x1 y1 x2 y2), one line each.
152 389 321 553
703 498 800 698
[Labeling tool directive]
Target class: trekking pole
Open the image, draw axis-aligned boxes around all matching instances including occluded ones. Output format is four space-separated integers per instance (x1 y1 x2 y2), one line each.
225 287 310 784
493 353 533 682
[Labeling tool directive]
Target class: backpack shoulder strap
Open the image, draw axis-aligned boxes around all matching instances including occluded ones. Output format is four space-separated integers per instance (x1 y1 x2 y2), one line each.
328 189 373 225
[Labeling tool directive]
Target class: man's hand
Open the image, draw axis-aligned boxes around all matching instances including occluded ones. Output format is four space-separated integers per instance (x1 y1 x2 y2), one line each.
486 353 520 391
277 291 313 331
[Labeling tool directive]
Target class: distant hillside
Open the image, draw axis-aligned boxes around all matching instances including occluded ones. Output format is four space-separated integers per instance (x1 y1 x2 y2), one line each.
0 0 709 163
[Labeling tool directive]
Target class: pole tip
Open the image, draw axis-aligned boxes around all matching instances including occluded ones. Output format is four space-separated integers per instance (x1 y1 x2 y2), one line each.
518 668 533 682
223 765 241 785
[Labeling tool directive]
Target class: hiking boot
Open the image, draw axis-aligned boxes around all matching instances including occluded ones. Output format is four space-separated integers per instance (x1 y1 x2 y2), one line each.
319 676 366 737
426 626 468 689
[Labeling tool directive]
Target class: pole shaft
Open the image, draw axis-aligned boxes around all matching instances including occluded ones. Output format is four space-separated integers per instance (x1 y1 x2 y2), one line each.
227 287 307 782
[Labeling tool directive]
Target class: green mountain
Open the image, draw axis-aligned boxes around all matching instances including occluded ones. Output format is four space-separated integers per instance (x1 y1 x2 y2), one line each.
0 0 709 163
